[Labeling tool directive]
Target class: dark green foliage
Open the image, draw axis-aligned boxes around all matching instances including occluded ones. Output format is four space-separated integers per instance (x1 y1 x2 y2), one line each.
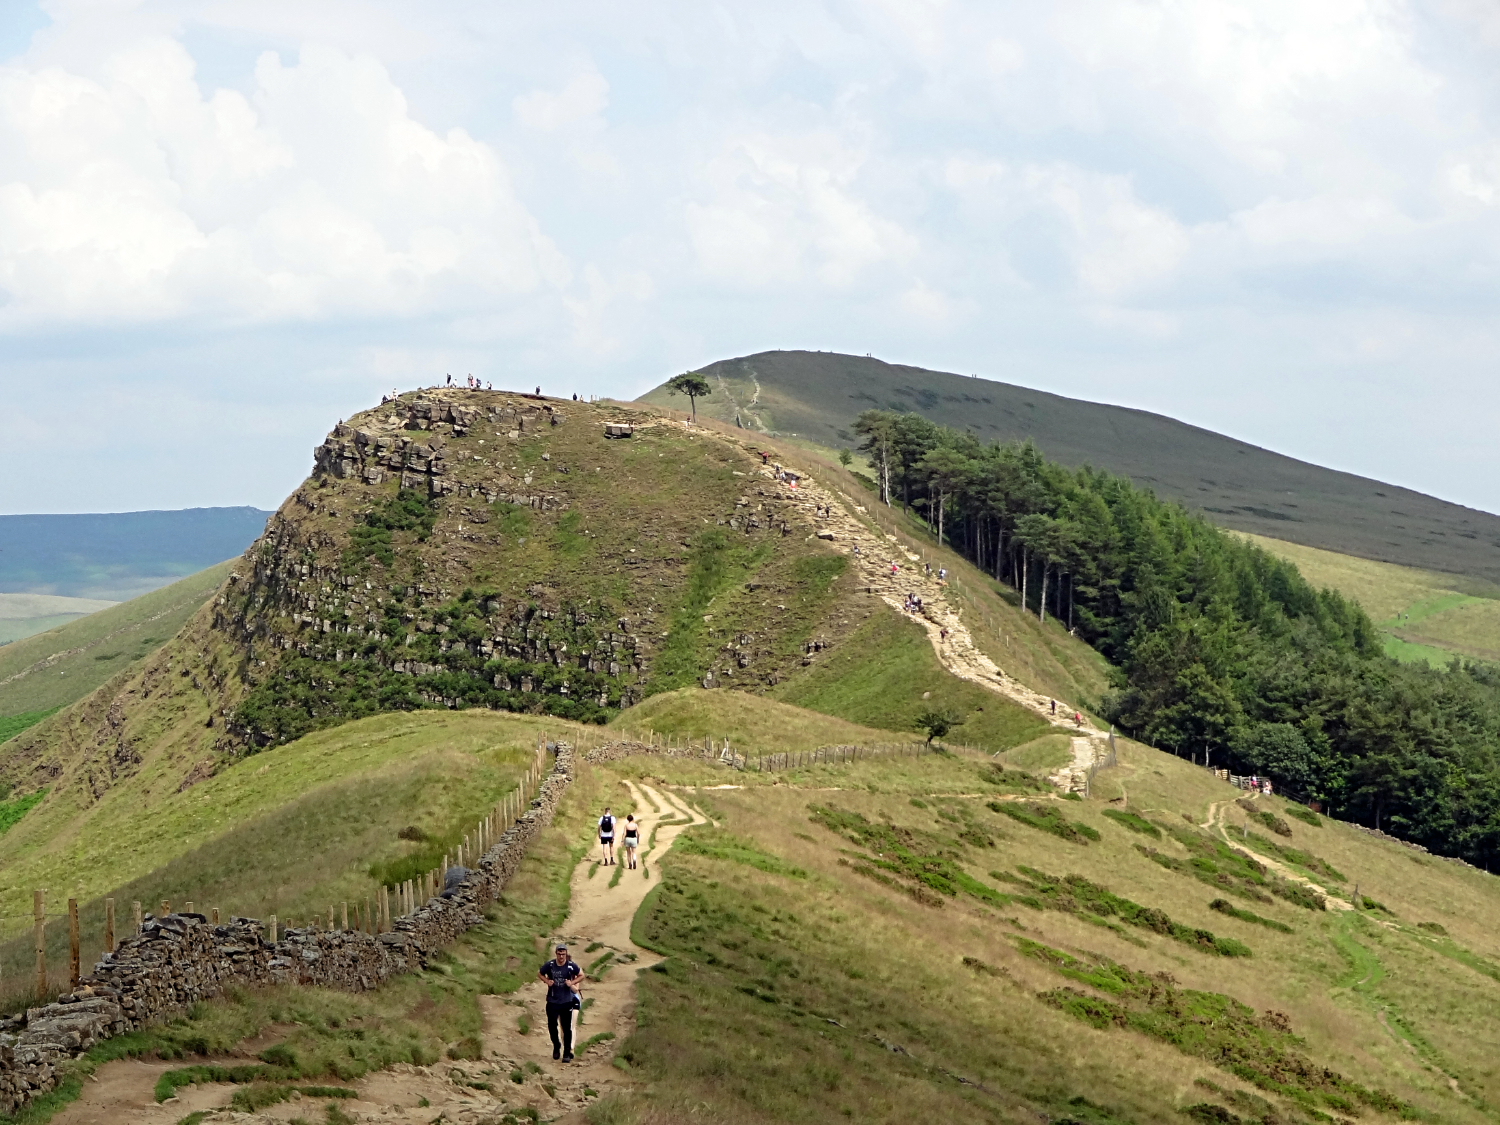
0 789 43 836
1181 1105 1240 1123
1238 831 1345 884
1208 899 1293 933
233 588 622 746
258 1043 298 1069
343 491 438 572
1017 938 1410 1117
1007 868 1250 956
0 709 58 746
989 801 1098 843
979 763 1052 794
1417 921 1448 935
1138 823 1326 911
914 706 961 743
810 806 1001 905
843 409 1500 868
154 1064 285 1102
1101 809 1161 838
1236 800 1292 838
1282 804 1322 828
675 828 807 878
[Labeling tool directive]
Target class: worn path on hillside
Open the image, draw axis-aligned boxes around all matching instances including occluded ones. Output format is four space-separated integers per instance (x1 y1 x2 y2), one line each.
677 423 1108 791
476 781 707 1120
1204 796 1351 912
50 782 707 1125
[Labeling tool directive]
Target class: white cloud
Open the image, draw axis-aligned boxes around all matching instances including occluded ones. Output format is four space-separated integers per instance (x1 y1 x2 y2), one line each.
0 31 570 328
686 129 917 288
513 71 609 132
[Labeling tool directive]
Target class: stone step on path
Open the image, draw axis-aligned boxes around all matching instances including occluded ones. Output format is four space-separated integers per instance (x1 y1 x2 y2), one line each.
702 431 1106 794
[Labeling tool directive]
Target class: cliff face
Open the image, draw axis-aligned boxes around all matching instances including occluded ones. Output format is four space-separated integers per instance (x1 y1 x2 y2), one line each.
2 390 856 801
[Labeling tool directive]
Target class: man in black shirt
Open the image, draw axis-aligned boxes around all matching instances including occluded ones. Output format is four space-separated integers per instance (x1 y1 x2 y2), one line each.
537 943 583 1060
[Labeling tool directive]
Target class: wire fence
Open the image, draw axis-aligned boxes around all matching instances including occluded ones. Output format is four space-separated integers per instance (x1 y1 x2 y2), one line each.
0 736 556 1018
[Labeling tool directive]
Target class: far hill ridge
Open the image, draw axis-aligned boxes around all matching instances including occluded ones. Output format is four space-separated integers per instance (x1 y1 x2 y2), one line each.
640 350 1500 586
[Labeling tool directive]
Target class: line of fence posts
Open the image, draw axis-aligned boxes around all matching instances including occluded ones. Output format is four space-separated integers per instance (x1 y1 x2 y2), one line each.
5 732 562 1009
745 740 939 772
1082 727 1120 799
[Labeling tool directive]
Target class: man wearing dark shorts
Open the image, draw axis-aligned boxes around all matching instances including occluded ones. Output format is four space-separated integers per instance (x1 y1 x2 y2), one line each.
538 943 582 1061
598 807 616 865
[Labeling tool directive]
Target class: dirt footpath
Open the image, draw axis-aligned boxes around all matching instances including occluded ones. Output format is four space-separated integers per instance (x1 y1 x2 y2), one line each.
46 781 706 1125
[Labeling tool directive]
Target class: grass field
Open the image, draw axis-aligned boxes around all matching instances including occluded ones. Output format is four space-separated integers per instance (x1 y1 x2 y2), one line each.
0 710 567 1013
597 733 1500 1124
0 561 232 720
1241 533 1500 667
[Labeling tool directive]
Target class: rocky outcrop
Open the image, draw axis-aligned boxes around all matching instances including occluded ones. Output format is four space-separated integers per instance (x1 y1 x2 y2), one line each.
0 744 574 1117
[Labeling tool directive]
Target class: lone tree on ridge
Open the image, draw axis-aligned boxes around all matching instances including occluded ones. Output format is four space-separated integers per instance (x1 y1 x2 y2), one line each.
667 371 712 418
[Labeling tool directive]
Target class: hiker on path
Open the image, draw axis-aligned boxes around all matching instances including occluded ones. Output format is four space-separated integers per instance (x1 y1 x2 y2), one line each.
938 567 947 582
538 944 583 1062
1050 699 1057 716
598 807 617 865
1074 710 1082 728
623 815 640 869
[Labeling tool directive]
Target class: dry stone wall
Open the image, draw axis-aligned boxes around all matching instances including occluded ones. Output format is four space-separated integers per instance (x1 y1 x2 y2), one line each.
0 744 575 1117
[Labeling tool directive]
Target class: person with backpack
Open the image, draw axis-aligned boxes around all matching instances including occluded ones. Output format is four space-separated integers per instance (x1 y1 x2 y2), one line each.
538 943 583 1061
598 807 617 865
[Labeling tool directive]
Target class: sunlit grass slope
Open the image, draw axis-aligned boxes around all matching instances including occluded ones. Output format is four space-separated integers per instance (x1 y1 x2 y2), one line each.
0 561 232 722
0 710 564 1011
597 734 1500 1124
1241 532 1500 666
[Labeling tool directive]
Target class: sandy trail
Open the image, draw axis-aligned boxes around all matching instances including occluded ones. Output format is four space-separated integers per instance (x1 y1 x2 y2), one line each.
477 782 707 1117
49 782 707 1125
1204 795 1350 912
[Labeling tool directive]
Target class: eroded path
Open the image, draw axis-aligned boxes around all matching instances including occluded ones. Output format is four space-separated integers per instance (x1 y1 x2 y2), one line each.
477 782 706 1117
1203 795 1351 912
49 782 707 1125
730 444 1109 790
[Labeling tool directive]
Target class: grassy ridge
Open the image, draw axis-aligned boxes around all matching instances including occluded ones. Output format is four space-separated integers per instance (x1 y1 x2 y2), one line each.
0 711 555 1010
774 608 1051 750
641 349 1500 586
0 561 232 718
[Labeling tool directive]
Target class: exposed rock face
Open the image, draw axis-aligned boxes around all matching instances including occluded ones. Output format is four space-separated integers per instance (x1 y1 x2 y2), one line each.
0 744 574 1117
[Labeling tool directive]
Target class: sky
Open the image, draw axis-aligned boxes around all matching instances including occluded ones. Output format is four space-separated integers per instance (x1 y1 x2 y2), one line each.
4 0 1500 515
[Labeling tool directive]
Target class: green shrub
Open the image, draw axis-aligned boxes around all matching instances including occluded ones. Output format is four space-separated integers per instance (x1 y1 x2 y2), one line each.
1282 804 1322 827
1208 899 1293 933
1101 809 1161 838
989 801 1097 843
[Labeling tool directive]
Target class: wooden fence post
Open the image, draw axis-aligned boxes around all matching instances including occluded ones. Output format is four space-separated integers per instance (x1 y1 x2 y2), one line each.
268 915 277 942
327 906 335 931
342 902 349 931
133 901 142 938
33 891 45 1001
160 900 170 917
185 901 194 916
68 899 79 988
105 898 115 953
212 908 220 924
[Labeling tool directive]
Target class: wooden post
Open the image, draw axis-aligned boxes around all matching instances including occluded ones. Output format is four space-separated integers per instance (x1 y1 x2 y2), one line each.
185 901 194 916
212 907 220 924
364 899 373 934
160 899 170 917
133 901 142 938
105 898 115 953
269 915 278 942
68 898 79 988
342 902 349 931
34 890 45 1000
327 905 335 931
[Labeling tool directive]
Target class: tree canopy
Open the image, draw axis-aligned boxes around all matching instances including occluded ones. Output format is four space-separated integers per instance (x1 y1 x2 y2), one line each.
853 408 1500 866
666 372 712 418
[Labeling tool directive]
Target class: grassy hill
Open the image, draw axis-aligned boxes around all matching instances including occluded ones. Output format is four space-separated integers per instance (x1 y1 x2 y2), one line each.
602 731 1500 1124
0 594 120 645
4 388 1500 1122
639 350 1500 585
1243 532 1500 667
0 561 234 749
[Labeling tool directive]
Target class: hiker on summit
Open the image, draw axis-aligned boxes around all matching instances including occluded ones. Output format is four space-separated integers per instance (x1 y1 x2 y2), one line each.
538 943 583 1061
598 807 617 865
623 815 640 869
